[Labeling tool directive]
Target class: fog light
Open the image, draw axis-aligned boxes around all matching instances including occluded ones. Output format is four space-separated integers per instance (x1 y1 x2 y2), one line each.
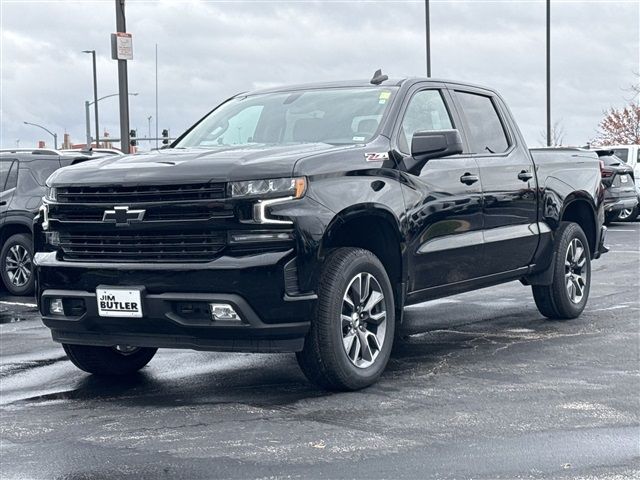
209 303 241 321
49 298 64 315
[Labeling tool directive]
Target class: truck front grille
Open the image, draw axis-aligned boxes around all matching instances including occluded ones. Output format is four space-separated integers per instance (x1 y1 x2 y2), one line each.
56 182 226 203
50 204 233 223
58 230 226 263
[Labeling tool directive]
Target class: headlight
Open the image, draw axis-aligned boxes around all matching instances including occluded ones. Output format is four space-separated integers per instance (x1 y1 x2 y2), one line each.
230 177 306 199
45 186 57 202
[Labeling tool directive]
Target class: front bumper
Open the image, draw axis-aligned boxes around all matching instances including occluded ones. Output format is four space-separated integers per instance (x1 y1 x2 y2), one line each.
35 250 316 353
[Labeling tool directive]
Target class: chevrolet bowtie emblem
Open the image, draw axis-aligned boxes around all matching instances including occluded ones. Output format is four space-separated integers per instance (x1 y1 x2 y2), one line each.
102 206 146 226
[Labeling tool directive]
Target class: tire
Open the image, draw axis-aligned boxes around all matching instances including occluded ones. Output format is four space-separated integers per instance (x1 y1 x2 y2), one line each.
617 205 638 222
63 344 157 375
296 248 395 391
532 222 591 320
0 233 35 296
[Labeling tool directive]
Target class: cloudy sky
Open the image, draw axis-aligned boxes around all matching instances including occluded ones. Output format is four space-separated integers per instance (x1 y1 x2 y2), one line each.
1 0 638 150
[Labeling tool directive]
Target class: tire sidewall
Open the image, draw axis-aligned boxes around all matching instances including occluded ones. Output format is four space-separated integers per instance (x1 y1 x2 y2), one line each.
321 251 395 388
553 223 591 317
1 233 35 296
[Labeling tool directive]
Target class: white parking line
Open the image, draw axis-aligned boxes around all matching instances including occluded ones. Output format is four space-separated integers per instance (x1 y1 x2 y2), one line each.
608 229 637 232
0 301 37 308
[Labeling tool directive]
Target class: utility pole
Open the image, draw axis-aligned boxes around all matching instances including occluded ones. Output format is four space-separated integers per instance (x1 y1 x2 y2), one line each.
546 0 551 147
155 43 159 149
115 0 131 153
91 51 99 147
425 0 431 77
84 100 91 146
82 50 100 147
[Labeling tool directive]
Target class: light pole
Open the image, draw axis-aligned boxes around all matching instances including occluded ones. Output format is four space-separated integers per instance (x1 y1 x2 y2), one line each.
546 0 551 147
425 0 431 77
147 116 152 143
23 121 57 149
82 50 100 147
84 92 138 147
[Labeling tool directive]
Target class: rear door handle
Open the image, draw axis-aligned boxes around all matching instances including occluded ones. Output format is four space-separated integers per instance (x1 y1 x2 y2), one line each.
460 173 479 185
0 201 6 206
518 170 533 181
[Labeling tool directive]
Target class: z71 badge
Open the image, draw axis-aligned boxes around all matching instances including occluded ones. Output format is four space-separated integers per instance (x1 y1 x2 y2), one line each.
364 152 389 162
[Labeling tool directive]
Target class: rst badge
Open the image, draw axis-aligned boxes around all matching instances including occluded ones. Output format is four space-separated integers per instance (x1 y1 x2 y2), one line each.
102 206 146 226
364 152 389 162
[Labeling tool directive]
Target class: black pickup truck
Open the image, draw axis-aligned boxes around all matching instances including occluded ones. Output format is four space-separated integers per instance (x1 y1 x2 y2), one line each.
34 74 607 390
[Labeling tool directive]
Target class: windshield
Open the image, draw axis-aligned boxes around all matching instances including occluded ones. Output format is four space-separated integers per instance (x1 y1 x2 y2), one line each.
175 87 397 148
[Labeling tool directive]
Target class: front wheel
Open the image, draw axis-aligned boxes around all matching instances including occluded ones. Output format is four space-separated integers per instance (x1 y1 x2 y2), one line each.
296 248 395 391
0 233 35 296
63 344 157 375
532 222 591 320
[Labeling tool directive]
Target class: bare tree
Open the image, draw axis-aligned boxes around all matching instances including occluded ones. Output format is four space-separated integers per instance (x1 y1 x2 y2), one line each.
539 120 566 146
592 103 640 146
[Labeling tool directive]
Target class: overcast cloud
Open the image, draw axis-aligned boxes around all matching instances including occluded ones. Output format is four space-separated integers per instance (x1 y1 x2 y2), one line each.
1 0 638 150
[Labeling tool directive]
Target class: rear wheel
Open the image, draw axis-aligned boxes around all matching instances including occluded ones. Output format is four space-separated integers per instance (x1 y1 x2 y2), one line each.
617 205 638 222
532 222 591 320
0 233 35 296
296 248 395 391
63 344 157 375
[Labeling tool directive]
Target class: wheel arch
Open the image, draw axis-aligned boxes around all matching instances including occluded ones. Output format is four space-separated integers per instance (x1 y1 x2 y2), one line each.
560 195 597 258
319 204 407 316
0 220 33 246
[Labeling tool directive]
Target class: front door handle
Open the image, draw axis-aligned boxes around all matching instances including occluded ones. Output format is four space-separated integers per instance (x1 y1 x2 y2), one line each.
518 170 533 181
0 201 6 206
460 173 479 185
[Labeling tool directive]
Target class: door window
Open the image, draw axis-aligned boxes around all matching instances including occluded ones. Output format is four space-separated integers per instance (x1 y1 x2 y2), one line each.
455 91 510 154
1 161 16 191
399 90 453 153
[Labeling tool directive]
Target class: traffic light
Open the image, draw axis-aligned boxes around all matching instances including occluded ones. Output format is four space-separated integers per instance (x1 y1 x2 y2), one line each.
162 129 169 145
130 129 137 147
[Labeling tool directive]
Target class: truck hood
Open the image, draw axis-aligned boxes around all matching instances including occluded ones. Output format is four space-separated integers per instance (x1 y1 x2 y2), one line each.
47 143 355 186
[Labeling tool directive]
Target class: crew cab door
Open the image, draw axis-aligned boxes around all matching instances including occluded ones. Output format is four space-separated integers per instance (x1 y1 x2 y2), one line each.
452 89 538 274
394 86 484 292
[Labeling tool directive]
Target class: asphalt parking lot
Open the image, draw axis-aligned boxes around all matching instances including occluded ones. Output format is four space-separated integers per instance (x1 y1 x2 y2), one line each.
1 222 638 480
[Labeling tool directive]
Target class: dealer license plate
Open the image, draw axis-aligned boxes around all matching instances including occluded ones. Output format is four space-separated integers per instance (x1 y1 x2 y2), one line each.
96 286 143 318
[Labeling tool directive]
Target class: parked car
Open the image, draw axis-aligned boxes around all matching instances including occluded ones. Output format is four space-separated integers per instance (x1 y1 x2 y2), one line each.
594 149 638 224
0 149 105 295
34 74 607 390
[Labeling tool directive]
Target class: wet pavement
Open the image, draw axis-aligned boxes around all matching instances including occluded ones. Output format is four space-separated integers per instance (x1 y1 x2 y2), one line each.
1 223 638 479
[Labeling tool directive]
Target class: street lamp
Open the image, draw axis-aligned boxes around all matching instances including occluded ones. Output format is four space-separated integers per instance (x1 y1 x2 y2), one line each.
83 50 100 147
23 121 58 149
84 92 138 147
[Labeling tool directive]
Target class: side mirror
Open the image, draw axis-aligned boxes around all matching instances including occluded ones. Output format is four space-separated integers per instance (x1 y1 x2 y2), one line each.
404 129 464 174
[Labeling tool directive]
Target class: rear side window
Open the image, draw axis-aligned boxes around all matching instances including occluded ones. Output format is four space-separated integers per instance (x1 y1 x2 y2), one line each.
611 148 629 163
455 91 510 154
1 161 18 191
399 90 453 153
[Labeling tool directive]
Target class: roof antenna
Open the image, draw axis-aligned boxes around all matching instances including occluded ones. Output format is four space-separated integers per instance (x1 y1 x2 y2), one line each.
370 69 388 85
